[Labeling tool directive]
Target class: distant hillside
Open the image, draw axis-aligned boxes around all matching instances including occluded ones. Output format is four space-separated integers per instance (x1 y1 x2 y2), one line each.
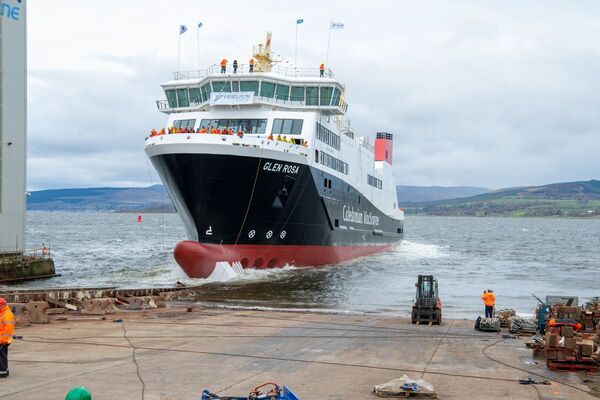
405 180 600 217
27 185 174 212
396 185 491 203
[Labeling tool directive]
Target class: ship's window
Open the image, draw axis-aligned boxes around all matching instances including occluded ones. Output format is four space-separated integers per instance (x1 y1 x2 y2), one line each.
176 89 189 107
305 86 318 105
323 178 327 188
231 81 240 92
173 119 196 129
199 119 267 134
188 88 201 104
315 123 340 150
272 119 283 134
332 87 341 106
272 119 304 135
291 119 303 134
240 80 259 95
201 83 212 101
165 90 177 108
319 151 348 175
320 87 333 106
260 81 276 98
397 228 403 234
367 174 383 190
282 119 293 134
328 179 332 189
335 219 339 228
291 86 305 102
315 150 319 163
275 84 290 101
212 81 231 92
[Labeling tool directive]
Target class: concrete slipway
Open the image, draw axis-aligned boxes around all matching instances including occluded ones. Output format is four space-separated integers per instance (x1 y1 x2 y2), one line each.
0 307 596 399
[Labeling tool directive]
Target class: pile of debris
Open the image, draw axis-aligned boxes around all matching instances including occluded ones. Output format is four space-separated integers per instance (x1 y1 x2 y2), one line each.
507 316 537 335
2 286 199 325
528 300 600 372
544 322 598 372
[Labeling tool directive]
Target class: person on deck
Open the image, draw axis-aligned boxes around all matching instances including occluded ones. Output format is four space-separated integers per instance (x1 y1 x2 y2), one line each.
319 63 325 77
233 60 238 73
220 58 228 73
481 289 496 318
0 298 15 378
249 58 255 73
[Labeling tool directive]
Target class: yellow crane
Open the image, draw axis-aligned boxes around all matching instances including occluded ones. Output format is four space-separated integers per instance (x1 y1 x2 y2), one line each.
252 32 273 72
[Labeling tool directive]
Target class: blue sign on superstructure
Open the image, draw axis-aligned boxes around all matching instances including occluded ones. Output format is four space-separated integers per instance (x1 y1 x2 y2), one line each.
0 0 21 21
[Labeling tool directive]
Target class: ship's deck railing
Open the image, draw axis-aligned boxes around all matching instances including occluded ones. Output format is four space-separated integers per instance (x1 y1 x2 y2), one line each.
173 64 334 80
145 132 311 157
156 94 348 114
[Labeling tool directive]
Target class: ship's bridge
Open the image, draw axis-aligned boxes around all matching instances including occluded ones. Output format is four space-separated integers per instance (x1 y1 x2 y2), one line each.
156 64 348 115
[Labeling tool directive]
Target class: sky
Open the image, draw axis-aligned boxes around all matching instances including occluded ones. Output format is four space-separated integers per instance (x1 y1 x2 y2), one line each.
26 0 600 190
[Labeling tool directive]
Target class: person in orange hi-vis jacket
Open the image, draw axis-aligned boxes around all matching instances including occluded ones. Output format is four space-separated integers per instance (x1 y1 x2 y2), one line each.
0 298 15 378
481 289 496 318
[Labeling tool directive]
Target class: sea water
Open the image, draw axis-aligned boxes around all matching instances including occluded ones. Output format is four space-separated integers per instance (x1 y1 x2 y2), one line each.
3 212 598 318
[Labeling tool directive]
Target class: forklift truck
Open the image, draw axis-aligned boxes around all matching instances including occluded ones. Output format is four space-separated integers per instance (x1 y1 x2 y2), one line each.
411 275 442 325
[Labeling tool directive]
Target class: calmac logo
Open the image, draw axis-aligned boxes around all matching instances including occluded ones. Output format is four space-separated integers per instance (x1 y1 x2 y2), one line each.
0 0 21 21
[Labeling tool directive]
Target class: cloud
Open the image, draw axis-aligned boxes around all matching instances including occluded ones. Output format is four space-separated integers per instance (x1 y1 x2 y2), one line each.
26 0 600 189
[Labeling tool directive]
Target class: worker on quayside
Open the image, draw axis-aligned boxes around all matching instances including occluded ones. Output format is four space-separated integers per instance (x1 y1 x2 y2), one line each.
481 289 496 318
0 297 15 378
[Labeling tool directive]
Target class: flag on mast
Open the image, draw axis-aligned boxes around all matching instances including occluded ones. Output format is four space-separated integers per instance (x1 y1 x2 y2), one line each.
296 19 304 24
198 22 203 28
180 24 188 34
330 21 344 29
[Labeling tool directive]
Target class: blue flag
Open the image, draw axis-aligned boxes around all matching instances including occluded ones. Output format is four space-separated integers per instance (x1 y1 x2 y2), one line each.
296 19 304 24
198 22 203 28
180 25 188 35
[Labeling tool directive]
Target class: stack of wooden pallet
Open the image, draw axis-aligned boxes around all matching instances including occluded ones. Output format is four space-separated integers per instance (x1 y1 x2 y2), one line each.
544 324 598 372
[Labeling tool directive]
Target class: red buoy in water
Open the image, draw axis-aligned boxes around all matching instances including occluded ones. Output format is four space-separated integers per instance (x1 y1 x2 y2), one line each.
137 215 142 222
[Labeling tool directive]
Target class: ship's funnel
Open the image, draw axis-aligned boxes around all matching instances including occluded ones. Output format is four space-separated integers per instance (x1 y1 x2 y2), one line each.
375 132 393 165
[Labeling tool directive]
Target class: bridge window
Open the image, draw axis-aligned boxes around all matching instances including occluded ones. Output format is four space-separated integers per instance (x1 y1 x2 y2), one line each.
231 81 240 92
201 84 212 101
291 86 305 102
188 88 201 103
176 89 189 107
275 84 290 101
212 81 231 92
240 80 259 95
260 82 276 98
332 88 341 106
272 119 303 135
165 90 177 108
320 87 333 106
306 86 318 105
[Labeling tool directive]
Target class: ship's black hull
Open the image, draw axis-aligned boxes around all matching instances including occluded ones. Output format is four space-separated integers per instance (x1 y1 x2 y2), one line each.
150 152 403 277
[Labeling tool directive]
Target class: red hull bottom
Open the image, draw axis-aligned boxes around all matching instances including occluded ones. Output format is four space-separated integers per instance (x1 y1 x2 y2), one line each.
174 241 394 278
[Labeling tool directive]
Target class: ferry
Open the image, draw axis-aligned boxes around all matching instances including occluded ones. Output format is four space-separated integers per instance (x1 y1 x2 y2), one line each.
145 33 404 278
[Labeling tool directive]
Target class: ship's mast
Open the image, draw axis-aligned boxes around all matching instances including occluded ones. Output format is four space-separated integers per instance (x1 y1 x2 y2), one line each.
252 32 273 72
